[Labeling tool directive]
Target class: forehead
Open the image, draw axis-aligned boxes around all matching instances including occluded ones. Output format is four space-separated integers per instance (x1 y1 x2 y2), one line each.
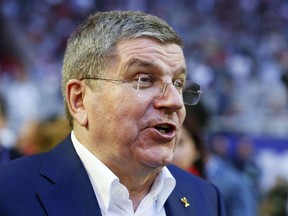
115 38 186 77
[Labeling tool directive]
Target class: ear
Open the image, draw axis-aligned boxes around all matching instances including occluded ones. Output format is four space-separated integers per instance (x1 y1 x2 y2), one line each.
66 79 88 127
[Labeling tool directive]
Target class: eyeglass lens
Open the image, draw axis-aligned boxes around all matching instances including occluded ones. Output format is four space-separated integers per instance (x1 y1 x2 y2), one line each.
135 76 201 106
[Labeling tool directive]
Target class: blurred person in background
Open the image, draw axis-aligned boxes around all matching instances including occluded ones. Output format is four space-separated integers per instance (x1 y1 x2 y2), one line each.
173 105 258 216
0 93 22 164
0 11 226 216
208 133 232 163
259 176 288 216
206 146 258 216
15 116 71 155
233 136 261 201
3 63 40 133
172 109 206 178
33 116 71 153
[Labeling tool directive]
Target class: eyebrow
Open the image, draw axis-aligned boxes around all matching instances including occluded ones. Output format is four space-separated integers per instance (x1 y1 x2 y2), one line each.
125 58 187 76
126 58 158 70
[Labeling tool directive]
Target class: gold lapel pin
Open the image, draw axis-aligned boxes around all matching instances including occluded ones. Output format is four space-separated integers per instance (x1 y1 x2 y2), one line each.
181 197 190 208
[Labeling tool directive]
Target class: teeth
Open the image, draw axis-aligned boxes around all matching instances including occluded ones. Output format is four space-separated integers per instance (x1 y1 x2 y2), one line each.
158 129 167 134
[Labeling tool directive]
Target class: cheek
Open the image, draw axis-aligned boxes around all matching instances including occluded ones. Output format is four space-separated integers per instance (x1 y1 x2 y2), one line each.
114 97 143 122
100 95 146 138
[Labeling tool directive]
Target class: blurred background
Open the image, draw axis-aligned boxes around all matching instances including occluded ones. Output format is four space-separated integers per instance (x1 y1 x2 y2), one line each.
1 0 288 215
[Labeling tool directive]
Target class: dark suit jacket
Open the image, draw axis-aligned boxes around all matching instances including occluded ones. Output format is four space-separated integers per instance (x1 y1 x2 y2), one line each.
0 135 226 216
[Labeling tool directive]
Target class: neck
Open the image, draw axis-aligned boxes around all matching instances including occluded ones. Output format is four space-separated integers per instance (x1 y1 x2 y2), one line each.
111 164 161 211
128 178 154 211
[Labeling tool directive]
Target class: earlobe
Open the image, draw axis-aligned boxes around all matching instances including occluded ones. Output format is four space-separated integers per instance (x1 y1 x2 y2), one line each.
66 79 88 127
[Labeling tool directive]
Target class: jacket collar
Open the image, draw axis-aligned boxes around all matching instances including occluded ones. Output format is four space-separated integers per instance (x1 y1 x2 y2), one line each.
37 136 102 216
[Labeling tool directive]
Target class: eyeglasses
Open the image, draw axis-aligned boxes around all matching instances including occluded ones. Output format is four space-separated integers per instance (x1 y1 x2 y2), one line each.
80 75 202 105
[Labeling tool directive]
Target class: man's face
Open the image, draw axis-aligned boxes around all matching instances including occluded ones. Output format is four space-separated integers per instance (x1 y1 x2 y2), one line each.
84 37 186 172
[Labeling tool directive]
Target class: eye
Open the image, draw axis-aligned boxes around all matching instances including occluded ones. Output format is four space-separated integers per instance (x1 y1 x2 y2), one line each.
173 79 185 89
137 75 156 88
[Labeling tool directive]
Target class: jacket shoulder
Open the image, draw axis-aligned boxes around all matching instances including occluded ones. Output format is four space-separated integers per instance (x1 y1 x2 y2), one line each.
166 164 226 216
168 164 213 189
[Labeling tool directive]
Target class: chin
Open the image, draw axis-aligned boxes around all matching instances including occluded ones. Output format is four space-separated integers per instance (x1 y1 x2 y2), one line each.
136 144 175 168
145 154 174 168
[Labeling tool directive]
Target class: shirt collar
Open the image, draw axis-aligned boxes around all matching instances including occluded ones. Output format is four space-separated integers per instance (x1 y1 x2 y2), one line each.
71 131 118 212
150 166 176 212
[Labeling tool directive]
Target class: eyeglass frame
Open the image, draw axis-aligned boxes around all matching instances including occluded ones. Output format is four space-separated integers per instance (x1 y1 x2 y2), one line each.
79 75 202 105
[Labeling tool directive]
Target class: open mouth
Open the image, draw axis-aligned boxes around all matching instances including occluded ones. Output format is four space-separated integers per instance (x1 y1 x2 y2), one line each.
155 124 175 134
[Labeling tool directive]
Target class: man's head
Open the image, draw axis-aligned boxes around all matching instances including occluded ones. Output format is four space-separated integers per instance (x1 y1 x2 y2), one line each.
63 10 188 174
62 11 183 126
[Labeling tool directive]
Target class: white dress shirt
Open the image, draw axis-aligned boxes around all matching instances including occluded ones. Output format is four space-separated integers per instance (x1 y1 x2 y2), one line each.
71 131 176 216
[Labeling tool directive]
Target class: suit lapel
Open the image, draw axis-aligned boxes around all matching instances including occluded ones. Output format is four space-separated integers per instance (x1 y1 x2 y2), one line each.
164 187 196 216
37 136 102 216
165 165 196 216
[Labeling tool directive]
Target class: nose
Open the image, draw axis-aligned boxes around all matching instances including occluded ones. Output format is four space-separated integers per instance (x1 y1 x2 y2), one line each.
154 82 184 111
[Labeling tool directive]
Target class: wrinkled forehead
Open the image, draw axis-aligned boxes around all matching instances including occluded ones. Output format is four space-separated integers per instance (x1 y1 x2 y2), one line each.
114 38 187 78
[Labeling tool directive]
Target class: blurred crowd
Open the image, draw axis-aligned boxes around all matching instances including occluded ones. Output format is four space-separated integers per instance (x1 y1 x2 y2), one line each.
1 0 288 215
1 0 288 135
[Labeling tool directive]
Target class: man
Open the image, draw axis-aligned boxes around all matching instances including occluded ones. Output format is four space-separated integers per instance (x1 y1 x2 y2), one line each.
0 11 226 215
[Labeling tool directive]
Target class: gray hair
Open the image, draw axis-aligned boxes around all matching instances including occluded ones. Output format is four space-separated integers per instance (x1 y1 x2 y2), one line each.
62 10 183 126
